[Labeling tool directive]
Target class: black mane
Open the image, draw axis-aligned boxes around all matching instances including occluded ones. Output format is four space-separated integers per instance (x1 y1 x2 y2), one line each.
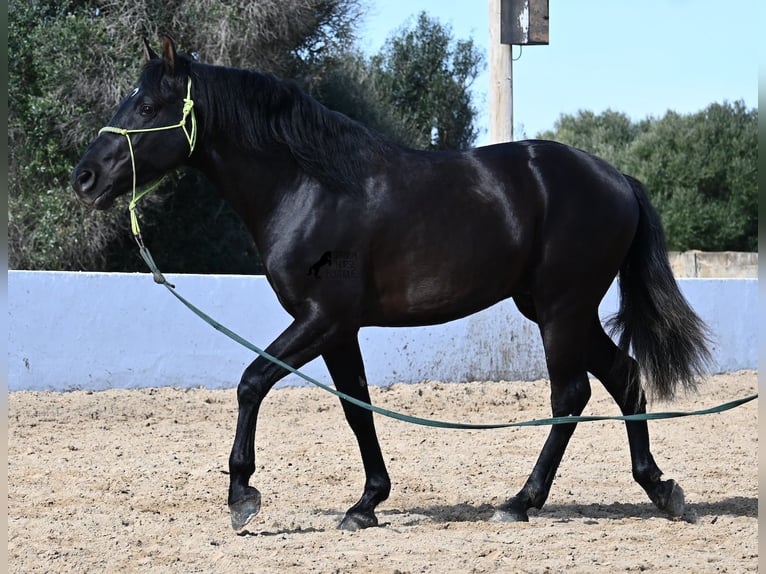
153 57 400 191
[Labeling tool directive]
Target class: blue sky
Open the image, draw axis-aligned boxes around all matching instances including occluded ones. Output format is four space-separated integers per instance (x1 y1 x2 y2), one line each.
356 0 758 145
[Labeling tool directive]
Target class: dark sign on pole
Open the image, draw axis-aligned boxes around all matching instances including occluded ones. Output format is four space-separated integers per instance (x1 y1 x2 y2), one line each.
500 0 549 45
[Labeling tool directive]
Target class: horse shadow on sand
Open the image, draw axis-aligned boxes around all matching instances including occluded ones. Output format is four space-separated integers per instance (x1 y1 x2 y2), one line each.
386 495 756 525
241 496 756 535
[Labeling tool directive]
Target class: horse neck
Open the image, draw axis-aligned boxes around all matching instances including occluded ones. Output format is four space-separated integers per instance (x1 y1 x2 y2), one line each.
191 135 303 234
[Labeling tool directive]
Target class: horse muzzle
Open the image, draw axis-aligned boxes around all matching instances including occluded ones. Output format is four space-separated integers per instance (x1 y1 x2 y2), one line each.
71 164 116 209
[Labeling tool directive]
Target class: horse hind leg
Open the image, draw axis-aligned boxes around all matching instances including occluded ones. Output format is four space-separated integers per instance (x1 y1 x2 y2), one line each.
493 309 592 522
587 321 686 519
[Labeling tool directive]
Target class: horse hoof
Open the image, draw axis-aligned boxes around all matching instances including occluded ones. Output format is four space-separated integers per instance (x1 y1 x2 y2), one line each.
662 480 685 520
337 512 378 531
649 479 685 520
229 488 262 531
490 501 529 523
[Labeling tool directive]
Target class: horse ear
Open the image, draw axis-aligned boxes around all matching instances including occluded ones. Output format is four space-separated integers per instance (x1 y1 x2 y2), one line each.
159 33 177 74
142 37 159 63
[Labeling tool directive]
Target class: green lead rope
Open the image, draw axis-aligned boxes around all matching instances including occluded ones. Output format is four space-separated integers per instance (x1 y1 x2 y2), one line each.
137 241 756 430
160 271 758 429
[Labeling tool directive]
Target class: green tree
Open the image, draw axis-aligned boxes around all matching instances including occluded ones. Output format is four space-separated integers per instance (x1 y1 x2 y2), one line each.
538 109 649 170
369 12 485 150
625 101 757 251
538 102 757 251
302 51 417 147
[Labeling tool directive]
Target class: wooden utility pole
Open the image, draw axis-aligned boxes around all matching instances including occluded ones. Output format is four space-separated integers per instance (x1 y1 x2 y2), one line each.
489 0 513 143
489 0 549 144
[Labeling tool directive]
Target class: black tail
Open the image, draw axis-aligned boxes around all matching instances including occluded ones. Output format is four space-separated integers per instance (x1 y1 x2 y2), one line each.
608 175 712 401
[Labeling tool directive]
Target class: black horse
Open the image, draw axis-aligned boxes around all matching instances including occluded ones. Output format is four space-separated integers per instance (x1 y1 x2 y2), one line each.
72 36 711 531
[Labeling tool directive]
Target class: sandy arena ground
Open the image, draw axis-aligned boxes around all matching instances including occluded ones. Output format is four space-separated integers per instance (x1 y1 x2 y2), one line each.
8 371 757 573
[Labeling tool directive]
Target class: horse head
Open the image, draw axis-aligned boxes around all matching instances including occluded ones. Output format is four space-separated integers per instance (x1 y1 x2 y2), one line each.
71 35 195 210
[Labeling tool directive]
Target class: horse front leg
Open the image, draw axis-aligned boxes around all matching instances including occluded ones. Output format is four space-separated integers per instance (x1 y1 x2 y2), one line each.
228 312 337 531
322 336 391 530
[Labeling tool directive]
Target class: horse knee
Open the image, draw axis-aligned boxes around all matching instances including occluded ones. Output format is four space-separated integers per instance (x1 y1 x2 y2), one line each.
237 365 270 405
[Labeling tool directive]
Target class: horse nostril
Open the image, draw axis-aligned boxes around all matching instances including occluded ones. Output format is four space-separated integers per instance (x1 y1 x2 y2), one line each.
74 168 96 193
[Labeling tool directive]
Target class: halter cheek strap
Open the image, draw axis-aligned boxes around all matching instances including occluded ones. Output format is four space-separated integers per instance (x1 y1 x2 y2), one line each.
98 77 197 237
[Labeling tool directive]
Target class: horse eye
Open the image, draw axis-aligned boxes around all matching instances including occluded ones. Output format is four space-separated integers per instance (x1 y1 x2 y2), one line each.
139 104 155 117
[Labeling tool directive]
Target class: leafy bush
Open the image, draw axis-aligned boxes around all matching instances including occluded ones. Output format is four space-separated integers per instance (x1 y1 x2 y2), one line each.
539 101 757 251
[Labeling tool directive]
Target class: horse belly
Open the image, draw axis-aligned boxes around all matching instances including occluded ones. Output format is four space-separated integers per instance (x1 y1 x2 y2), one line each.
367 236 527 327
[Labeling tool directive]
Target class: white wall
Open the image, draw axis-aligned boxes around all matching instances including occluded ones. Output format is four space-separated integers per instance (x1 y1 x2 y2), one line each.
8 271 757 392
